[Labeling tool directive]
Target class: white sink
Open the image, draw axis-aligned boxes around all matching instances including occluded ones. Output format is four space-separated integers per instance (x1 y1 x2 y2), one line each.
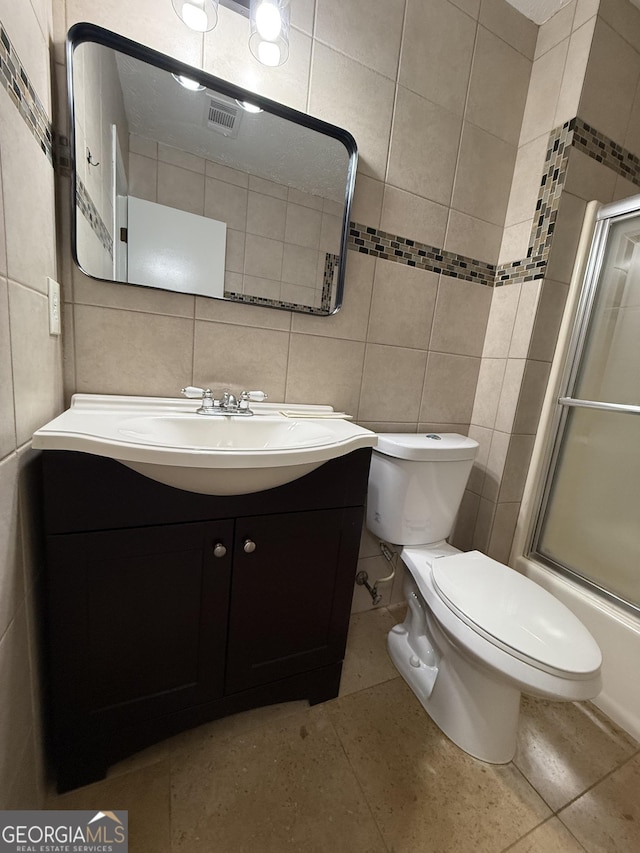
32 394 377 495
117 413 346 451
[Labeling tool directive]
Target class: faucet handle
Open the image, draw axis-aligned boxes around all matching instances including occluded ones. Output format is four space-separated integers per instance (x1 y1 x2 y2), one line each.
241 391 268 402
182 386 210 399
182 386 217 414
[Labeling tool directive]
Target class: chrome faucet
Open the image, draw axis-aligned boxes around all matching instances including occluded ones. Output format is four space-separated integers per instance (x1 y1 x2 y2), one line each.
181 386 268 416
221 390 238 411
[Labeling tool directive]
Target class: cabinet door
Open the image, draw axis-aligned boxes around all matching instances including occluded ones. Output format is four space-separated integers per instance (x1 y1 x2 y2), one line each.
225 507 362 693
46 520 233 728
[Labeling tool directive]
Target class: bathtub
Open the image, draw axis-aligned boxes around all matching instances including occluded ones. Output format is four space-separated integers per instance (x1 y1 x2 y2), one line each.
511 200 640 742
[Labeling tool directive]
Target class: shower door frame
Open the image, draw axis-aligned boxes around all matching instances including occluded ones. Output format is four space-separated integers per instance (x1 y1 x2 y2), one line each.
528 194 640 617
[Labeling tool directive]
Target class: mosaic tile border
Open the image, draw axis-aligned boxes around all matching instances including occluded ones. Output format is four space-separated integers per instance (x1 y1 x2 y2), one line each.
350 117 640 288
223 250 339 314
347 222 521 288
0 20 54 164
529 120 574 258
347 224 496 286
572 117 640 185
494 253 547 286
321 252 339 312
76 178 114 258
223 290 328 315
56 134 72 177
347 122 576 289
5 9 640 296
494 120 574 285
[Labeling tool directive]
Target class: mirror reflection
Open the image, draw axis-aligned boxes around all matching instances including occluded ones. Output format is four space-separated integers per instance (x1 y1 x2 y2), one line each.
69 23 357 314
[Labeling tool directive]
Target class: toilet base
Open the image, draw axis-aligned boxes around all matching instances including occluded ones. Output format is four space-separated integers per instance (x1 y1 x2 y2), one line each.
388 578 521 764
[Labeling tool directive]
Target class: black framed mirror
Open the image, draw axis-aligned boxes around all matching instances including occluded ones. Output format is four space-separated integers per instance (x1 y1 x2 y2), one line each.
67 22 358 315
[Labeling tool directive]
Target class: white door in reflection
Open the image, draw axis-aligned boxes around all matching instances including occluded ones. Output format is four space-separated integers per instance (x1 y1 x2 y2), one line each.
127 196 226 297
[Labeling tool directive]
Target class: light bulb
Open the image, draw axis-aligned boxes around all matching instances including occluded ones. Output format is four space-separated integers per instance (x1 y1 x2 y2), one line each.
172 0 218 33
172 74 205 91
236 100 263 113
255 2 282 40
181 2 208 31
249 0 289 67
257 40 281 67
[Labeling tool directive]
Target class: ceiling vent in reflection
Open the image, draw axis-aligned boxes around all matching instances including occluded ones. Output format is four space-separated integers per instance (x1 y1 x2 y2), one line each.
205 96 242 138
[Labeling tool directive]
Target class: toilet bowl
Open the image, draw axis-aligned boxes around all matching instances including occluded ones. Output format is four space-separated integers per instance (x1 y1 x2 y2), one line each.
366 433 602 763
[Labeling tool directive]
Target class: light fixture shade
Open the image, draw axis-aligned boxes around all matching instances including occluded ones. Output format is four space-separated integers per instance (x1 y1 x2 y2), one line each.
236 99 263 113
249 0 290 67
171 0 219 32
172 73 206 91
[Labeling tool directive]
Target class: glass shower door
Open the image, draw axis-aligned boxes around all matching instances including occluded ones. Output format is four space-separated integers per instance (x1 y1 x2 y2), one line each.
533 204 640 613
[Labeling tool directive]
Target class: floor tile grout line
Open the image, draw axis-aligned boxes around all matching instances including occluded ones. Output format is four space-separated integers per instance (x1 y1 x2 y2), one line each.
553 748 640 816
511 771 557 816
508 755 558 816
499 813 589 853
322 702 393 853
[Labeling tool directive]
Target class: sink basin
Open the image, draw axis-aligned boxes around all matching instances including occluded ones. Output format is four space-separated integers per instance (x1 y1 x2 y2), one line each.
33 394 377 494
117 414 346 451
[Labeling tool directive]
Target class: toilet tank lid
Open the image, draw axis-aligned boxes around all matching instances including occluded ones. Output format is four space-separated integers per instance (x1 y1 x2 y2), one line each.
374 433 479 461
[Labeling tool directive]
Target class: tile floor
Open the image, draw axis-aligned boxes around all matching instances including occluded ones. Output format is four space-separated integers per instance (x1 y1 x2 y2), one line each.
46 604 640 853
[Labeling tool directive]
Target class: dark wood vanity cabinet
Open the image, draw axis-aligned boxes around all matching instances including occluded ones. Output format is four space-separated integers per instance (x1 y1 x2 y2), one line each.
41 449 371 792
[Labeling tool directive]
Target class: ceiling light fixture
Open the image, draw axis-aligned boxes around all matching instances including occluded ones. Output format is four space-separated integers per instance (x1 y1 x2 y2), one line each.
172 73 206 91
171 0 219 33
235 99 263 112
172 0 290 67
249 0 290 67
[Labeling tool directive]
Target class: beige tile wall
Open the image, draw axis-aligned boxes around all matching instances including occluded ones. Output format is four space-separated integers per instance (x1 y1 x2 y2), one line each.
60 0 536 416
53 0 541 611
52 2 640 604
471 0 640 564
500 0 595 266
7 0 640 809
461 0 600 561
0 0 64 808
127 135 340 307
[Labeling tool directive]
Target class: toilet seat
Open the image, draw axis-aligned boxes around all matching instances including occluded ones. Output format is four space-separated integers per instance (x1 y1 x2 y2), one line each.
401 544 602 695
431 551 602 678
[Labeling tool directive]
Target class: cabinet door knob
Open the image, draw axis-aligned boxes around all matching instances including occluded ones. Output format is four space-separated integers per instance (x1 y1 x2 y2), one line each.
243 538 256 554
213 542 227 558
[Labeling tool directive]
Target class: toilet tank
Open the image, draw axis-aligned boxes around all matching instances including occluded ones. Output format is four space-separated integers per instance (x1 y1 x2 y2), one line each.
366 433 479 546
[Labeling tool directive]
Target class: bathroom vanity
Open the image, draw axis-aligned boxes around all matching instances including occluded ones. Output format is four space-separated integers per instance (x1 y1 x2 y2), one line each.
40 447 371 792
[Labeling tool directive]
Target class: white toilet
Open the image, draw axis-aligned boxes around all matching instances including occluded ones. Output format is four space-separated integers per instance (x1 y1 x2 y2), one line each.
367 432 602 763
